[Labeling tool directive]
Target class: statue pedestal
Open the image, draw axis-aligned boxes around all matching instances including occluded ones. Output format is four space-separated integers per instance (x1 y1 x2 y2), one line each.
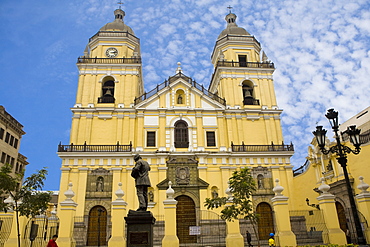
124 210 156 247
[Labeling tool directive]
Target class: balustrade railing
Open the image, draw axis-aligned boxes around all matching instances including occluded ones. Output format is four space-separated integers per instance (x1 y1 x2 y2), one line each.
359 130 370 144
77 57 141 64
58 142 132 152
217 60 274 68
134 72 226 105
231 141 294 152
293 159 310 177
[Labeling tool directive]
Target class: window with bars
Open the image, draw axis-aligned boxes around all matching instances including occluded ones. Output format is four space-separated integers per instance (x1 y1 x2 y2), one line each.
238 55 247 67
206 131 216 147
5 132 10 143
1 152 5 163
0 128 4 140
174 120 189 148
14 139 18 149
147 131 156 147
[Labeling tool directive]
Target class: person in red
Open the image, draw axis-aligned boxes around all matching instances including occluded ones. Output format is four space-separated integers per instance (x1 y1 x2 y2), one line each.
47 235 58 247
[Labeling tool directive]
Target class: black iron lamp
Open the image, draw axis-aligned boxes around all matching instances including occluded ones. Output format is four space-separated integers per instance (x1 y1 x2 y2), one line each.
313 126 327 149
325 108 339 130
313 108 366 245
345 125 361 151
306 198 320 210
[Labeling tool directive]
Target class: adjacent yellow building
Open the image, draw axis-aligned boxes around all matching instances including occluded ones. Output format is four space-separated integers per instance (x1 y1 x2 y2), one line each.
293 107 370 244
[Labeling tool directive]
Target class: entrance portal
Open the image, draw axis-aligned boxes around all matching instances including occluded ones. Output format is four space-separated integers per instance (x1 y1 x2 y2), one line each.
176 195 197 243
335 201 347 233
87 205 107 246
256 202 274 240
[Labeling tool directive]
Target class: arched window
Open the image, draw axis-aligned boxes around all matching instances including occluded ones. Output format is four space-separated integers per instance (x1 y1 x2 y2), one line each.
242 81 258 105
99 79 115 103
174 120 189 148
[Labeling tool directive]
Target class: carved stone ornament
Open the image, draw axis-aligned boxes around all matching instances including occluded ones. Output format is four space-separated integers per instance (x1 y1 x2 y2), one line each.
92 168 110 174
176 166 190 185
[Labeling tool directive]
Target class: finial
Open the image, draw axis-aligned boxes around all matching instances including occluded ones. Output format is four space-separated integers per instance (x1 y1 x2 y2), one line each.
166 181 175 199
4 195 14 205
225 181 233 201
358 176 369 194
176 62 182 74
117 0 124 9
51 204 57 216
273 178 284 196
227 5 233 13
64 182 75 201
318 178 330 194
262 51 268 62
115 182 125 200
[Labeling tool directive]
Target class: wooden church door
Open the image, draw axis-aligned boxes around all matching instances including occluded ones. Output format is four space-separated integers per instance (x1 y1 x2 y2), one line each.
256 202 274 240
176 195 197 243
87 205 107 246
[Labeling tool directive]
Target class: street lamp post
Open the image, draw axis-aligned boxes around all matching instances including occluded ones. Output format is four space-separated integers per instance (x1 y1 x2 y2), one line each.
313 108 366 245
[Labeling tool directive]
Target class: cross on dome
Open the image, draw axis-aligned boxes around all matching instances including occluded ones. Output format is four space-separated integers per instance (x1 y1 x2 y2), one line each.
117 0 124 9
227 5 233 13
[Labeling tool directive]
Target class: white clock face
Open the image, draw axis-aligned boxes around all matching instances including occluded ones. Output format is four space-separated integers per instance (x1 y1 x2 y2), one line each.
105 47 118 58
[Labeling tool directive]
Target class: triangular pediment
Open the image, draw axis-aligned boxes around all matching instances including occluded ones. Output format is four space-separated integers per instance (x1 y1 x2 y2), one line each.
135 73 226 109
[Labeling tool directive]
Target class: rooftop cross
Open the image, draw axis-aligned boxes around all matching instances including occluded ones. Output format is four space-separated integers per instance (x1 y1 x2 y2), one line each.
227 5 233 13
117 0 124 9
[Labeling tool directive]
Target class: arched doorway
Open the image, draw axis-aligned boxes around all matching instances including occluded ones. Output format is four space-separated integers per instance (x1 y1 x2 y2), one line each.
256 202 274 240
335 202 347 232
176 195 197 243
336 201 351 243
87 205 107 246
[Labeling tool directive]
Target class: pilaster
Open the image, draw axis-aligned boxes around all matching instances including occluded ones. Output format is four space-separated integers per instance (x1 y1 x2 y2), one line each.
58 183 78 247
271 179 297 246
109 182 127 247
224 185 244 247
162 181 179 247
316 178 346 244
355 176 370 243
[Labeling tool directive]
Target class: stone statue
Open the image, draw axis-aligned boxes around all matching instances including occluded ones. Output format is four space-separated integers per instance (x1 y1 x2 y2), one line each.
96 177 104 191
212 190 218 199
148 191 154 202
131 154 151 211
177 94 183 104
258 175 264 189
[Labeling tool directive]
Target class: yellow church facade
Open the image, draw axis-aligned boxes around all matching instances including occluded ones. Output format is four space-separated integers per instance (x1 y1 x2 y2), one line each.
2 6 370 247
54 8 298 247
9 7 367 247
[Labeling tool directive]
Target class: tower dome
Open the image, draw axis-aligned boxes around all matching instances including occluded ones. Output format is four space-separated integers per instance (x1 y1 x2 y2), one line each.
218 12 249 39
100 9 135 34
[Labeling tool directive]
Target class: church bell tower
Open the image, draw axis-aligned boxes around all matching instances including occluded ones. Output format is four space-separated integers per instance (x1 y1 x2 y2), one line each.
71 8 143 145
209 12 277 110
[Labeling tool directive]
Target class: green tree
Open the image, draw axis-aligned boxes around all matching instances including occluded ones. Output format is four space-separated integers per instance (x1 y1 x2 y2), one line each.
0 163 51 247
204 167 259 242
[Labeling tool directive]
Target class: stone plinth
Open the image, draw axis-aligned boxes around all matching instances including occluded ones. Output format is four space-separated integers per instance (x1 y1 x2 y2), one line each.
125 210 156 247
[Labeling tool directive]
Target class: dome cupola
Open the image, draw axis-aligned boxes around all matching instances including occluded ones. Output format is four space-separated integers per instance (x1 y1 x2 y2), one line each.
218 12 249 39
100 9 135 34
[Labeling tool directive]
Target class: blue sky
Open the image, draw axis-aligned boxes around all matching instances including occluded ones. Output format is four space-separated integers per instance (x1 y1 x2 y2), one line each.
1 0 370 191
